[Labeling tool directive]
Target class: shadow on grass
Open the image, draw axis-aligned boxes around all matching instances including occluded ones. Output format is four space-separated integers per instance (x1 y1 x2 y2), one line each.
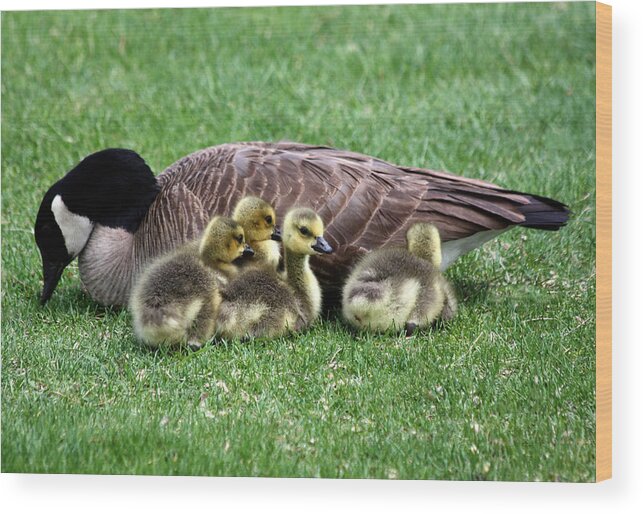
321 277 494 337
37 288 124 318
451 277 492 307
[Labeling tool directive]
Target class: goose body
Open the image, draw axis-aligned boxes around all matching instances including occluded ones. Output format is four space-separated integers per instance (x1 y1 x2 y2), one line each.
215 208 333 339
35 142 569 307
342 223 456 334
129 216 251 349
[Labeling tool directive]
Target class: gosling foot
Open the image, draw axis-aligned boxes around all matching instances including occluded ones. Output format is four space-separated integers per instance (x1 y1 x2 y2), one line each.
405 322 418 338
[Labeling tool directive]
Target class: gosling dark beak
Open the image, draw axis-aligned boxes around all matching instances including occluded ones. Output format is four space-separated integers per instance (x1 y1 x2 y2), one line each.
271 226 282 242
40 259 69 305
242 244 255 257
312 236 333 254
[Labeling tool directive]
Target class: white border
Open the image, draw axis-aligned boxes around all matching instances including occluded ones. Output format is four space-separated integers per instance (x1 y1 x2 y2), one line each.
1 0 641 512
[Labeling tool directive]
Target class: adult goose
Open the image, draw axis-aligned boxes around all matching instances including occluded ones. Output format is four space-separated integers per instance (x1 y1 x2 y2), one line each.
35 141 569 308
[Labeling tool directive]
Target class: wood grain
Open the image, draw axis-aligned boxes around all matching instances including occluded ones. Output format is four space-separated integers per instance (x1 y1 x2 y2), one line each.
596 1 612 483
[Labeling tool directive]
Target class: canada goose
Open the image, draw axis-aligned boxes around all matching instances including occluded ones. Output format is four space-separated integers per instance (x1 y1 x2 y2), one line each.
129 216 252 349
215 208 333 339
232 196 281 271
35 142 569 307
342 223 456 335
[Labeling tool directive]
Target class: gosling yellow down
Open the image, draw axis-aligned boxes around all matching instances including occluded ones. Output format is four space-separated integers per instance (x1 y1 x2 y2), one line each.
129 216 253 349
342 222 456 336
232 196 281 271
215 208 333 339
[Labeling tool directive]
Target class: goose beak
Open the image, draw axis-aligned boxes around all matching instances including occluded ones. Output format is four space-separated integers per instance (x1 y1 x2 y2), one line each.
271 226 282 242
40 259 69 305
242 244 255 257
312 236 333 254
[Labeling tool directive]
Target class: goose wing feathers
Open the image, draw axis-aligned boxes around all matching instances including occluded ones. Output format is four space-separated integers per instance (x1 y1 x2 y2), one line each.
152 142 568 305
135 181 209 271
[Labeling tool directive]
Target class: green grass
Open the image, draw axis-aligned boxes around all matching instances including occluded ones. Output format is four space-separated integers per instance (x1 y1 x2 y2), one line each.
1 2 596 481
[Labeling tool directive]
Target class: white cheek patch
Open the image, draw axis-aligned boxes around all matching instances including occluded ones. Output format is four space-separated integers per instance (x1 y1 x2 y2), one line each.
51 194 94 257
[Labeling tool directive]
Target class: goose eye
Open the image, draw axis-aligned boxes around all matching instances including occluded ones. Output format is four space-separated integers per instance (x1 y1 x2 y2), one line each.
265 215 273 225
236 235 243 243
299 226 310 236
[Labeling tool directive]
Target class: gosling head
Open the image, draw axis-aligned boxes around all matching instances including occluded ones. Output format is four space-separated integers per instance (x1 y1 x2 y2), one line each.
282 208 333 255
232 196 281 243
406 222 442 268
199 216 254 267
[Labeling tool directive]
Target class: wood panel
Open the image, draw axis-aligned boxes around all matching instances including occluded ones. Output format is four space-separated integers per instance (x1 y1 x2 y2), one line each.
596 1 612 483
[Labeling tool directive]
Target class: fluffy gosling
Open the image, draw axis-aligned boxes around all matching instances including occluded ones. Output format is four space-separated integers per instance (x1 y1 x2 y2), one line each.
129 216 253 349
215 208 333 339
342 222 457 336
232 196 281 271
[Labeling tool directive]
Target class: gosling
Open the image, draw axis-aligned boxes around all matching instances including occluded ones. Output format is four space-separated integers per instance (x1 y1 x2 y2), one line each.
342 222 457 336
215 208 333 339
129 216 253 349
232 196 282 271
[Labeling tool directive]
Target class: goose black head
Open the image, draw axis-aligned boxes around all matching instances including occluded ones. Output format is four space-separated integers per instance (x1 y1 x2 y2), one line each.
35 148 160 304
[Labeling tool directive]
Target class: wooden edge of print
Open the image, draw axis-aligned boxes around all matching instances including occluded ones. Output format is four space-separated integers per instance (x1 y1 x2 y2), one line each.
595 1 612 483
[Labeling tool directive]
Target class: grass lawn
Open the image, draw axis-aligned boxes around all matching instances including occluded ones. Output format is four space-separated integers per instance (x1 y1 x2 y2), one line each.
1 2 596 481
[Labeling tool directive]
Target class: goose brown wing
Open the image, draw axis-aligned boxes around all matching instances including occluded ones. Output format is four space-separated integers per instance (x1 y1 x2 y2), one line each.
133 180 209 277
157 143 426 297
400 165 569 236
215 142 569 239
156 142 568 307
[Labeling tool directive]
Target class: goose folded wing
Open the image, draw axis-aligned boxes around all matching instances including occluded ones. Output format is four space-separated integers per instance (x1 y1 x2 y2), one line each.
155 143 569 307
133 180 209 273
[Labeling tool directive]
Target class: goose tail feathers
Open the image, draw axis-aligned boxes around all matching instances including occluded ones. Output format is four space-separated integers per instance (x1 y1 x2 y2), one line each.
513 192 570 231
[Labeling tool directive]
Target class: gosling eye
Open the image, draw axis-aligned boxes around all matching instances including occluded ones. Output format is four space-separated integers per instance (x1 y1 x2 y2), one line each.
299 226 310 237
236 234 243 243
265 215 273 225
